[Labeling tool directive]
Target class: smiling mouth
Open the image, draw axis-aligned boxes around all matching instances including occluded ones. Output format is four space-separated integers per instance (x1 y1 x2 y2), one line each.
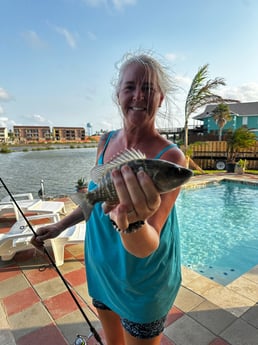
130 107 146 111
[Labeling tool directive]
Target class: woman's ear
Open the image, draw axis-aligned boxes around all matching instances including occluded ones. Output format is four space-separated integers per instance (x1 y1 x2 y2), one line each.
159 94 164 107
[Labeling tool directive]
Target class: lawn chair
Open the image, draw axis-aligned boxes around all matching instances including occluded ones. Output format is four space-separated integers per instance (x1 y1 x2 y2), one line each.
1 193 34 202
0 199 66 221
0 213 85 266
51 222 86 266
0 199 40 220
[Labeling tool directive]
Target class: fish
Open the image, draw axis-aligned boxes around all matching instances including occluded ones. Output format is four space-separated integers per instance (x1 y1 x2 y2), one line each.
71 148 193 220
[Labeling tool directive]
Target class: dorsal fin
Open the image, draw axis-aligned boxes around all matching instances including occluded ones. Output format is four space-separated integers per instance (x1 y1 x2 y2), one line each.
90 148 146 183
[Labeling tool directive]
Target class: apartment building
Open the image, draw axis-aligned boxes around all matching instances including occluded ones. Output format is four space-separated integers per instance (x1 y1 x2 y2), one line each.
13 126 51 143
52 126 85 142
0 127 8 143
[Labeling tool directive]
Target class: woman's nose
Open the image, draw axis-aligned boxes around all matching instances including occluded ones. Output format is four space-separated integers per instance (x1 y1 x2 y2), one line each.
132 87 144 100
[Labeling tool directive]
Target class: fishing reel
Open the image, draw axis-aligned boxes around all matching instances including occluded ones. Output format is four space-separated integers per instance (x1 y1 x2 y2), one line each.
74 335 86 345
74 333 97 345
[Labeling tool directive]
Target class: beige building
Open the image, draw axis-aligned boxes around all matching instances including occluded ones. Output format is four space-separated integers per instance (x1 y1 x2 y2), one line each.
0 127 8 143
52 127 86 142
13 126 51 143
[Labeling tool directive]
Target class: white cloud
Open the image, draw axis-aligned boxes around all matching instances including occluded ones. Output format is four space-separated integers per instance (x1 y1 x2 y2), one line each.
165 53 177 62
0 88 12 102
0 117 7 128
0 116 16 129
82 0 136 10
222 82 258 102
20 114 53 126
32 114 53 125
0 107 5 115
21 30 46 48
87 31 97 40
112 0 136 10
82 0 106 6
54 26 77 48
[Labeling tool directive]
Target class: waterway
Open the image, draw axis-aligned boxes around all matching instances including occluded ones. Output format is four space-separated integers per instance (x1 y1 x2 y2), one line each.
0 148 97 199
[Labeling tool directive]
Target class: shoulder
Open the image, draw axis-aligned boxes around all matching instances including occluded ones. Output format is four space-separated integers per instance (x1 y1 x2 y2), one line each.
160 144 186 167
95 132 110 162
96 130 121 163
97 132 110 150
154 135 186 167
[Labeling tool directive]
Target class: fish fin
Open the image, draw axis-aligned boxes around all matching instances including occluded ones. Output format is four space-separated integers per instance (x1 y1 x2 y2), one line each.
79 199 94 221
70 193 93 221
70 192 85 205
90 148 146 183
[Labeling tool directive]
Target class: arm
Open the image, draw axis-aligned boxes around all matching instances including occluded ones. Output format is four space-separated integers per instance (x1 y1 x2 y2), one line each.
108 147 186 258
31 206 84 249
31 132 111 249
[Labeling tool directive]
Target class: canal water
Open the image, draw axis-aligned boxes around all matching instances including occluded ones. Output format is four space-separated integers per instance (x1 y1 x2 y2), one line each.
0 148 97 199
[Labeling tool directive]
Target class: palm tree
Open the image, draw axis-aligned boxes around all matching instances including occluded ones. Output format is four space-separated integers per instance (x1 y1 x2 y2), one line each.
211 103 232 141
226 127 256 163
184 64 238 149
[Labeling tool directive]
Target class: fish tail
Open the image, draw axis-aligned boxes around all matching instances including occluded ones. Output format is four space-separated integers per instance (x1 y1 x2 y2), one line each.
79 199 94 221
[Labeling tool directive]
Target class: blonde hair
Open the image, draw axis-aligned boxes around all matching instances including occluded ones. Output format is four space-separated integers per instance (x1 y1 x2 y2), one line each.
112 50 176 119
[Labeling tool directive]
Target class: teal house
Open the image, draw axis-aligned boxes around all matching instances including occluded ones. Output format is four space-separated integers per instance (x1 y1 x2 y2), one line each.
194 101 258 138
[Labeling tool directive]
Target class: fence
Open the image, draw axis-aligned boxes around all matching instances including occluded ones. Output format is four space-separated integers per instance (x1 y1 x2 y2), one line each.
190 141 258 170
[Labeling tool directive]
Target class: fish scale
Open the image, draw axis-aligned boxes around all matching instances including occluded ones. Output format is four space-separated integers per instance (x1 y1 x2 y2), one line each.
71 149 193 220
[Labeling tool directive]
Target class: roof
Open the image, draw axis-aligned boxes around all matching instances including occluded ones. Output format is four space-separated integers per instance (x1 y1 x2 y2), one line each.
194 101 258 120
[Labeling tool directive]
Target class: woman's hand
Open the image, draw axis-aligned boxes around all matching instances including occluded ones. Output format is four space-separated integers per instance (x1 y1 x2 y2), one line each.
107 165 161 231
30 223 62 251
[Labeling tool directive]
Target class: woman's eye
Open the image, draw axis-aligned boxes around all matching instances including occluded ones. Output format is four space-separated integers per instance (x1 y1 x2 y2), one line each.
124 85 134 91
143 85 155 92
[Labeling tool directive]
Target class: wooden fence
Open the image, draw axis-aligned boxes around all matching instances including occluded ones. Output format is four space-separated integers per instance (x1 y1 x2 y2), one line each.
190 141 258 170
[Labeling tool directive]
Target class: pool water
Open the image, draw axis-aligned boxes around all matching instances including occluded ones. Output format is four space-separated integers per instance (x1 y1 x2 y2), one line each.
176 181 258 285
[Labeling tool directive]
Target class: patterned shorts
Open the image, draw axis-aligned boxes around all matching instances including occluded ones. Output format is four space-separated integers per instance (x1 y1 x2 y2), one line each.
92 299 166 339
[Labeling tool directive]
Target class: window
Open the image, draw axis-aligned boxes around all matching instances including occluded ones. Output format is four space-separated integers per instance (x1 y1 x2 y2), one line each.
242 116 248 125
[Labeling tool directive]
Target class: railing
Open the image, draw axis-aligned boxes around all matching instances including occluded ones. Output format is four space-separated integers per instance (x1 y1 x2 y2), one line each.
190 141 258 170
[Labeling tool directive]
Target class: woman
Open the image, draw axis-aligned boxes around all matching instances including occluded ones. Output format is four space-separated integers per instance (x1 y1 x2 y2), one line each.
32 52 186 345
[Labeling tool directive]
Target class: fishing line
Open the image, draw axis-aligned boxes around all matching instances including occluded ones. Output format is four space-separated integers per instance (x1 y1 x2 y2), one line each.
0 177 104 345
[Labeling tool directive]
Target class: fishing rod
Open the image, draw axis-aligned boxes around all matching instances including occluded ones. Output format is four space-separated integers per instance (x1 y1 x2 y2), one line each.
0 177 104 345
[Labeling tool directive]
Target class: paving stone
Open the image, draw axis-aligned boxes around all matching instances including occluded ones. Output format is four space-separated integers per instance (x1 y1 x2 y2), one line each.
8 303 52 340
241 303 258 328
16 323 68 345
189 300 236 334
174 286 204 312
227 276 258 302
0 302 16 345
203 285 255 317
0 274 29 298
164 314 215 345
33 276 67 300
220 318 258 345
56 309 101 345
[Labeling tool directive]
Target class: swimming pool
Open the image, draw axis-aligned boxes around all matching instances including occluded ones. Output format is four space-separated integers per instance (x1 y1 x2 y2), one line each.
176 180 258 285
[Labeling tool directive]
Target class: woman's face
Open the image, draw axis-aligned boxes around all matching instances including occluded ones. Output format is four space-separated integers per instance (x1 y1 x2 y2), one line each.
117 62 164 125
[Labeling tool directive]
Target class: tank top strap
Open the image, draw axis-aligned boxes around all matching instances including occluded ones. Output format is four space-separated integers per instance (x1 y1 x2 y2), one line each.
154 143 177 159
97 130 117 165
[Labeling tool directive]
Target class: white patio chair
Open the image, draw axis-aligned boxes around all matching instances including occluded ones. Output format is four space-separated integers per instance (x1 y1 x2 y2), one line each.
0 214 85 266
0 213 60 262
51 221 86 266
0 199 40 220
1 193 34 202
0 199 66 221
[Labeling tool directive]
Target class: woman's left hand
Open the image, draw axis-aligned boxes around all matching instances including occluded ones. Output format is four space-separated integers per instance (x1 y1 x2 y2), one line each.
104 165 161 231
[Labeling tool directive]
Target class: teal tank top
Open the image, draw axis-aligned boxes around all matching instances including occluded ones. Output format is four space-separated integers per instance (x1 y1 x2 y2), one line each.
85 132 181 323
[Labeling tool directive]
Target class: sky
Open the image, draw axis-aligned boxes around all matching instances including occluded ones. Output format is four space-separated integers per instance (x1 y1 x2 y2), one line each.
1 0 258 133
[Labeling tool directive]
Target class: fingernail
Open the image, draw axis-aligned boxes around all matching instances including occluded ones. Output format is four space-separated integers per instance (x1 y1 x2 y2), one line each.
137 169 144 178
121 165 130 173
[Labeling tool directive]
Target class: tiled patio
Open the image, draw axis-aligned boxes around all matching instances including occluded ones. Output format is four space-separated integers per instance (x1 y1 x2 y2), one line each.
1 174 258 345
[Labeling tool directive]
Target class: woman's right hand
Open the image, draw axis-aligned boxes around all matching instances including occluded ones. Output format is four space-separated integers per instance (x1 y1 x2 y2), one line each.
30 223 63 251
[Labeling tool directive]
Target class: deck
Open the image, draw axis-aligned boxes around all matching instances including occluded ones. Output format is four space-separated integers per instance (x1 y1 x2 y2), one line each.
1 174 258 345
